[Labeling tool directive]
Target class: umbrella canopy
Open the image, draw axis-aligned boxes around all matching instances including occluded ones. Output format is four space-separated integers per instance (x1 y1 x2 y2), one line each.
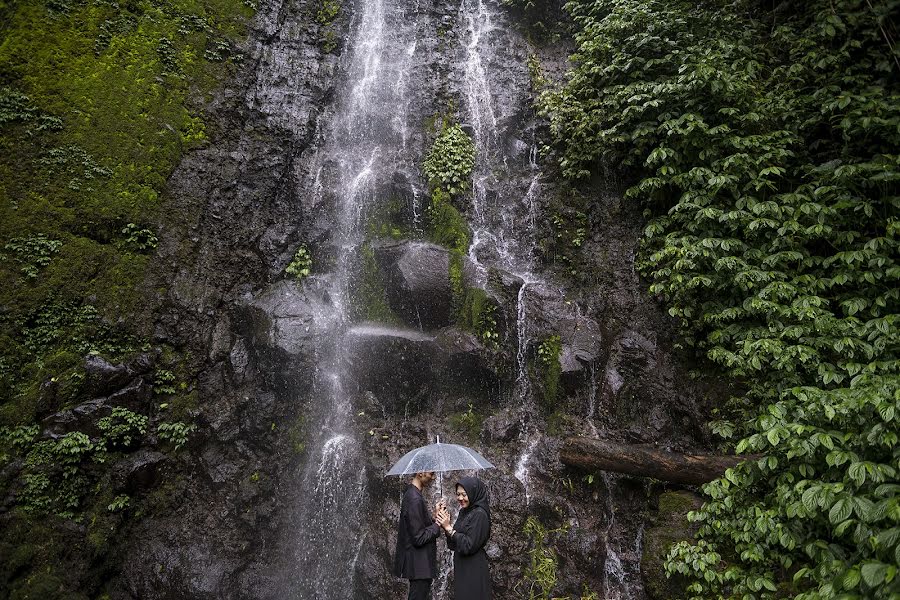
386 440 494 476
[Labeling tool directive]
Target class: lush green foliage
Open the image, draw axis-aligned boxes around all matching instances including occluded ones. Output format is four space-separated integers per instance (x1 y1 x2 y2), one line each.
1 407 148 518
156 420 197 451
0 0 251 427
286 245 313 280
541 0 900 597
423 123 476 197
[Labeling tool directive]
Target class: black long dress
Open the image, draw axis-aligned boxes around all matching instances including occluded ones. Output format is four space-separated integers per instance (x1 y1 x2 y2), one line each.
446 476 492 600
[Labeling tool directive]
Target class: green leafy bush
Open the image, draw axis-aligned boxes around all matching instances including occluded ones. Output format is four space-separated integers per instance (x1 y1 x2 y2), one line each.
541 0 900 597
157 421 197 451
97 407 148 450
106 494 130 512
120 223 158 253
2 234 62 278
424 123 476 197
286 245 313 280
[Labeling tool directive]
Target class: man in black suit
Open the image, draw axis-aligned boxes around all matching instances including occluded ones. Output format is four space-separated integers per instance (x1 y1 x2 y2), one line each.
393 471 443 600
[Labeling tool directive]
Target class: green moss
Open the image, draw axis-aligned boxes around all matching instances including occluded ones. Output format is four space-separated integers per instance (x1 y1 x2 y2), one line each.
658 489 697 516
537 335 562 406
448 250 466 313
287 413 307 455
447 403 484 440
0 0 252 425
366 196 416 241
349 243 399 324
457 287 500 349
425 187 470 254
641 491 702 600
315 0 341 52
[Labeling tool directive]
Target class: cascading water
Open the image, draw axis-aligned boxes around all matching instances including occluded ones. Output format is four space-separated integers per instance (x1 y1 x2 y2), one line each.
459 0 547 505
283 0 424 597
456 1 643 598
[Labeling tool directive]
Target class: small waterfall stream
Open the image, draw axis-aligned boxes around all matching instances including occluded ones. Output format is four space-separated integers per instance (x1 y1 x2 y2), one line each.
456 1 642 598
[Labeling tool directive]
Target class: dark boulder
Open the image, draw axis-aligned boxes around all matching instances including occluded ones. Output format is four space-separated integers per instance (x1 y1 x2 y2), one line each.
373 241 455 330
344 324 438 412
236 278 339 394
111 450 167 494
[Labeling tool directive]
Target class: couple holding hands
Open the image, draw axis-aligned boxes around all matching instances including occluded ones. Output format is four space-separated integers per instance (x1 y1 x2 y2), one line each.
393 471 492 600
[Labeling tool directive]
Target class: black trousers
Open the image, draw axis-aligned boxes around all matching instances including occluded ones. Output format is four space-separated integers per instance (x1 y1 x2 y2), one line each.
408 579 432 600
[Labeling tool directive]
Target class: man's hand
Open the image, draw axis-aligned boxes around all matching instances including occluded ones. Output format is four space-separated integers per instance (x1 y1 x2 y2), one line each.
435 508 452 531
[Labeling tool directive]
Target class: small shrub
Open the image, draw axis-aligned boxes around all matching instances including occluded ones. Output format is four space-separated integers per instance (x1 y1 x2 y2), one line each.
286 245 312 280
97 407 148 450
157 37 181 75
39 145 112 191
2 234 63 278
316 0 340 24
0 87 63 133
424 123 476 197
120 223 158 252
107 494 129 512
157 421 196 451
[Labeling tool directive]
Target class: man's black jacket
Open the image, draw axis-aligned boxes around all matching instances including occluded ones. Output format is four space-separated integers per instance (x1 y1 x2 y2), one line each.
393 484 441 579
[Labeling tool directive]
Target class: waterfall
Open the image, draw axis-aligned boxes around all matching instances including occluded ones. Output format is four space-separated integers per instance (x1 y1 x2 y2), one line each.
283 0 423 596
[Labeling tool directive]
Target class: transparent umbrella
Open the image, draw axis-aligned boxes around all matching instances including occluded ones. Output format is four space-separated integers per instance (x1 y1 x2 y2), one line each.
386 437 494 490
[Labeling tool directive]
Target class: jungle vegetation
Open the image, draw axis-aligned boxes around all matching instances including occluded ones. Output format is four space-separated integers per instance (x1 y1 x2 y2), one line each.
534 0 900 597
0 0 251 594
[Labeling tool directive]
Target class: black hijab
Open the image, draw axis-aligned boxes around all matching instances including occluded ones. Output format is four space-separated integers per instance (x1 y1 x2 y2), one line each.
456 476 490 520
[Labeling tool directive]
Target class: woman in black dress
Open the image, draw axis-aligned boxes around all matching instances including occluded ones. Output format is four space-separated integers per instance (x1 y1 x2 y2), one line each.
436 476 492 599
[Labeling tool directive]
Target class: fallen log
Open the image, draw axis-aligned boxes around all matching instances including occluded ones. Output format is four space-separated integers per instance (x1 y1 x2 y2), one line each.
560 436 750 486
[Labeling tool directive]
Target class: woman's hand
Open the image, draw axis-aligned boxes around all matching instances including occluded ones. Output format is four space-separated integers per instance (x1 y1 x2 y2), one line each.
435 508 452 530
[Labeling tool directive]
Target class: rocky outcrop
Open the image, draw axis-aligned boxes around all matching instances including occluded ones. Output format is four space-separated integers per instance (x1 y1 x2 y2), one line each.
42 354 155 439
345 324 504 413
374 241 456 330
641 491 704 600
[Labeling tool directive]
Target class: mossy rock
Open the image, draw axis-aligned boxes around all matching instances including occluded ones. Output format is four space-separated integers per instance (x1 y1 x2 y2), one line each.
641 490 703 600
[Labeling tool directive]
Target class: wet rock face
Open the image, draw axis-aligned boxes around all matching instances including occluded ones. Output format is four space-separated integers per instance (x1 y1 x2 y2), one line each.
641 491 704 600
345 324 504 414
113 0 339 596
374 241 454 329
